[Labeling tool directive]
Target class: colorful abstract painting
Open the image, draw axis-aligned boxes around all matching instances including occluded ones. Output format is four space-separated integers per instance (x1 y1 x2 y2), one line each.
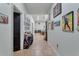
77 8 79 31
62 11 74 32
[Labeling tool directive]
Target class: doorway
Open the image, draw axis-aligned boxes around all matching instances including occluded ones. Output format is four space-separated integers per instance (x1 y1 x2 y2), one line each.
45 21 48 41
13 12 20 51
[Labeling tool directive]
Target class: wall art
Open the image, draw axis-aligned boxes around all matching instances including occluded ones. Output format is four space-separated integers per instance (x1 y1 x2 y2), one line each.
53 3 62 18
54 21 60 27
0 13 8 24
77 8 79 31
24 16 30 32
62 11 74 32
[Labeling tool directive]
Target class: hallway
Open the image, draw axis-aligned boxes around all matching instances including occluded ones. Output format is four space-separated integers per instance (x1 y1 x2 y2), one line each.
14 33 56 56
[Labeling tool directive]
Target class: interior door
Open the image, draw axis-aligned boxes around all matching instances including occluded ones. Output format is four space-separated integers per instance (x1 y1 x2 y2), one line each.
13 12 20 51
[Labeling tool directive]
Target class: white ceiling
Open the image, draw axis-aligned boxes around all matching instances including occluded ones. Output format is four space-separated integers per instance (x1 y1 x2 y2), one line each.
24 3 53 14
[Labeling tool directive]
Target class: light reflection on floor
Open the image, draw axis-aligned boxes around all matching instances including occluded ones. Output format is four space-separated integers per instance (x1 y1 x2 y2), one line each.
14 33 56 56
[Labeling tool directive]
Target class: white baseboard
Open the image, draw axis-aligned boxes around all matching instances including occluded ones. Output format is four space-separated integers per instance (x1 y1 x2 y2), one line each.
47 41 60 56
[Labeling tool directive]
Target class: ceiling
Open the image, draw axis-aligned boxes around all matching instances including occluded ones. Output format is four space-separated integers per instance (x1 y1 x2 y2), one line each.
24 3 53 14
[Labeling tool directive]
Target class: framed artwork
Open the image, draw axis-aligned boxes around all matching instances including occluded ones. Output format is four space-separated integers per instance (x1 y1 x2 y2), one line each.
47 22 51 30
24 16 30 32
62 11 74 32
54 21 60 27
0 13 8 24
77 8 79 31
53 3 62 18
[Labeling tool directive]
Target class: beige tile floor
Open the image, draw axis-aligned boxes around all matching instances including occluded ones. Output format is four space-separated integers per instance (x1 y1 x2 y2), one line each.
14 33 57 56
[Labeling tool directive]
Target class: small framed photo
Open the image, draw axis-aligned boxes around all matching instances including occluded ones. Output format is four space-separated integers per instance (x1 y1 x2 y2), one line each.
53 3 62 18
0 13 8 24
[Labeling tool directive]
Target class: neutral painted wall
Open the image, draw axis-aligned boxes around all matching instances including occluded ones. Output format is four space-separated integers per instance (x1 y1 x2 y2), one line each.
48 3 79 56
0 3 13 56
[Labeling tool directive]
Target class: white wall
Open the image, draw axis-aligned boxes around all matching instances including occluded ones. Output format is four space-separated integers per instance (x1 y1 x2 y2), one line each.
0 3 13 56
48 3 79 56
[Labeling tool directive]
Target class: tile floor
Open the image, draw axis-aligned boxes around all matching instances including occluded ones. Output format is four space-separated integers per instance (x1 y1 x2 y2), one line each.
14 33 57 56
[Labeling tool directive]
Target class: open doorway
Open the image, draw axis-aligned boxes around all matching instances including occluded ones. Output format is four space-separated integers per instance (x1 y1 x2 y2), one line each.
44 21 48 41
13 6 21 51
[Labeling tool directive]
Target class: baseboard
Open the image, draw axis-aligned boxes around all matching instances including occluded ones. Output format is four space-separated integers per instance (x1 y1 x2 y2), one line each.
47 41 60 56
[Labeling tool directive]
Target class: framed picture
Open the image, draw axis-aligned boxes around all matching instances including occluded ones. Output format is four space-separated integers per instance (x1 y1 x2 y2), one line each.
54 21 60 27
53 3 62 18
0 13 8 24
47 22 51 30
77 8 79 31
24 16 30 32
62 11 74 32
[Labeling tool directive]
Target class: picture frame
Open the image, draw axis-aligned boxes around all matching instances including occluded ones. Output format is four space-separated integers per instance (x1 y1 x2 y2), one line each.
47 22 51 30
53 3 62 18
62 11 74 32
54 21 60 27
24 16 30 32
0 12 8 24
77 8 79 31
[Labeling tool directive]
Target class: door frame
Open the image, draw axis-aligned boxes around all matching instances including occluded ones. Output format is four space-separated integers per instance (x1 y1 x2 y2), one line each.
13 12 21 51
13 5 22 51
